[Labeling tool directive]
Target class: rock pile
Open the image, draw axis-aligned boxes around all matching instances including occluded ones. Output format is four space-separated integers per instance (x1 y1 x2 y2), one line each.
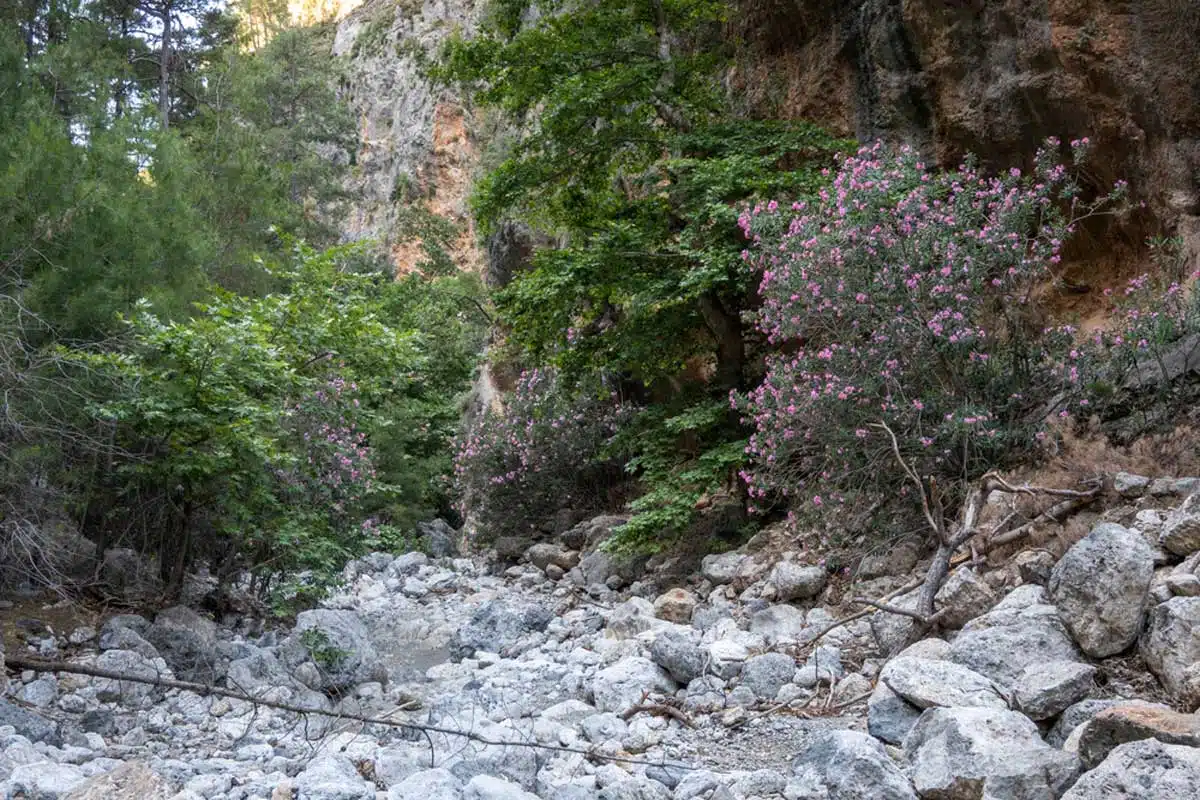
2 475 1200 798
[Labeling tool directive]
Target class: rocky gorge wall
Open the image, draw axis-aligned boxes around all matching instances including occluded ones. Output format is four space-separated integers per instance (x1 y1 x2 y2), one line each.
333 0 484 275
732 0 1200 291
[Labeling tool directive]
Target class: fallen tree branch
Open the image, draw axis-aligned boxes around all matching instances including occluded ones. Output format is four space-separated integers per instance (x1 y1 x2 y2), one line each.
866 423 1101 653
620 703 695 729
850 597 930 623
4 656 702 772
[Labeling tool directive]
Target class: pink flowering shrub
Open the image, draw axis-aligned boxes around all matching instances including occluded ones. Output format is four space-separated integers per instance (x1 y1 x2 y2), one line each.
736 138 1127 521
285 376 378 523
453 369 633 540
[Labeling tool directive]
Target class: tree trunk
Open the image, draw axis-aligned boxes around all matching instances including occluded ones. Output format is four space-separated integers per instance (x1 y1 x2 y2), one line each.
697 292 745 392
158 5 171 129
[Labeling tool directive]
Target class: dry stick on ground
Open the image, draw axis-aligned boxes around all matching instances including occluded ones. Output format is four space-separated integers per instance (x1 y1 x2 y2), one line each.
858 422 1101 651
4 656 703 772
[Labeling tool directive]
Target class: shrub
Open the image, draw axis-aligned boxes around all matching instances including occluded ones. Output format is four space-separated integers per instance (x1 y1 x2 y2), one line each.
453 369 632 541
736 138 1127 529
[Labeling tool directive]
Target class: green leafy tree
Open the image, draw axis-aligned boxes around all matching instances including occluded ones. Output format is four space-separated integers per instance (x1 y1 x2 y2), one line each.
437 0 849 548
69 244 484 596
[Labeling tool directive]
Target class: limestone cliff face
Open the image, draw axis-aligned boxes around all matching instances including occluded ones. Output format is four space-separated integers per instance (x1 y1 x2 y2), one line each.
332 0 1199 292
333 0 483 274
733 0 1200 277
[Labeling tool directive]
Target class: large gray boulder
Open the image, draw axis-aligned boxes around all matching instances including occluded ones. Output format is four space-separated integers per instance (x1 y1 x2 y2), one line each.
226 647 299 693
903 707 1081 799
947 586 1082 691
4 763 87 798
1061 739 1200 799
933 567 997 629
788 730 917 799
867 681 923 746
0 698 59 746
1160 492 1200 556
740 653 796 700
93 649 172 705
1139 596 1200 706
295 755 376 800
1049 523 1155 657
749 604 809 645
768 562 827 601
880 656 1007 710
387 768 464 800
647 633 706 685
700 552 749 585
288 609 387 693
448 600 553 661
1010 660 1097 721
144 605 223 683
591 657 676 713
418 519 460 558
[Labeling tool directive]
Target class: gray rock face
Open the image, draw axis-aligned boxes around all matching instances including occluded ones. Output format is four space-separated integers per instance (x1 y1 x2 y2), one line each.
768 562 827 601
144 606 223 683
97 624 159 660
749 604 809 644
1049 523 1155 657
903 707 1081 799
870 591 921 655
789 730 917 799
868 681 923 746
226 647 297 692
1140 596 1200 706
880 656 1007 710
289 609 387 692
448 600 553 661
1160 492 1200 556
4 762 86 798
0 697 59 746
648 633 706 685
387 768 464 800
1010 661 1097 721
933 567 997 629
17 677 57 709
93 649 171 704
591 657 676 713
418 519 459 558
739 653 796 700
947 589 1081 690
295 755 376 800
700 552 748 585
1078 704 1200 769
1061 739 1200 799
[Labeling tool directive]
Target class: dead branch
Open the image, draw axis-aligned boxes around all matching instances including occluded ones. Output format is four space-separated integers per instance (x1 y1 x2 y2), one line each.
868 422 1101 653
850 597 931 623
620 703 695 729
4 656 701 772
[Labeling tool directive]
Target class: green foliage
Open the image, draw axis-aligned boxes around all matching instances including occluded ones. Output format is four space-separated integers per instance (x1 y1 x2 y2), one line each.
299 627 350 669
66 244 484 591
435 1 849 550
606 398 746 553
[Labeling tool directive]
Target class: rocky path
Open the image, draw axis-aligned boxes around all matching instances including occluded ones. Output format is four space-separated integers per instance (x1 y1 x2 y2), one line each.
4 474 1200 798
